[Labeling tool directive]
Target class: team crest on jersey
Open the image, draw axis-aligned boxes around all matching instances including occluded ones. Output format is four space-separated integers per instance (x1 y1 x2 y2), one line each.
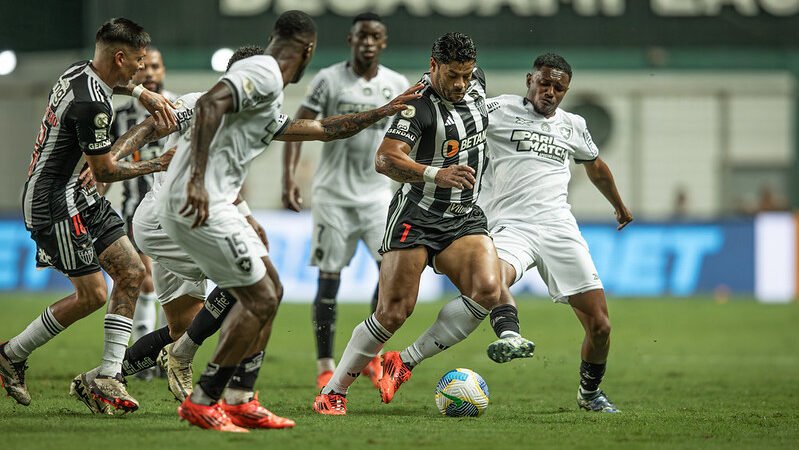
77 247 95 266
237 257 252 273
382 87 393 100
475 97 488 117
559 126 573 140
401 105 416 118
541 123 551 132
93 113 109 129
363 87 373 96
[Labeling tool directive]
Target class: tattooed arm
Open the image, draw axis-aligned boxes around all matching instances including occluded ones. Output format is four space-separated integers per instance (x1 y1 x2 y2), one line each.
274 84 423 143
110 116 178 161
375 139 476 190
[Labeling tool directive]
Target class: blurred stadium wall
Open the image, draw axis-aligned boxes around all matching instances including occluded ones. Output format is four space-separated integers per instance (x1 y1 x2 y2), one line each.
0 1 797 301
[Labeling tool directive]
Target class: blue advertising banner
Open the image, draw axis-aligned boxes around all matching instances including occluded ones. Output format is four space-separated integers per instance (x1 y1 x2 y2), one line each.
0 215 756 299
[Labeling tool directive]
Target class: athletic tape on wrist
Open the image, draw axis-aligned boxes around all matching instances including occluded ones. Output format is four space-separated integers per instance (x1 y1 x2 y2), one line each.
131 84 145 99
423 165 440 184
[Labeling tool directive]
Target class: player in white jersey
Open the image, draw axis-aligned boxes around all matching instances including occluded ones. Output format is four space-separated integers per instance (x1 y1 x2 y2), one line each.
282 12 410 390
480 53 633 412
157 11 421 432
106 48 177 379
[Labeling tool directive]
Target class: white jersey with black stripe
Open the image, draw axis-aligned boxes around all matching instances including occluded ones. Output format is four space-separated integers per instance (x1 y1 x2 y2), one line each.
479 94 599 225
159 55 290 216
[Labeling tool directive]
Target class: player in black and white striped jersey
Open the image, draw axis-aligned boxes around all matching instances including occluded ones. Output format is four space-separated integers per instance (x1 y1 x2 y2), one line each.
314 32 535 416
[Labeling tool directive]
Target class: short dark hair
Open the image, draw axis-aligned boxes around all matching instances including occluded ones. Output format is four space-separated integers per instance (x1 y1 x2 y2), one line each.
533 53 572 79
273 10 317 40
353 12 382 24
227 45 265 72
95 18 150 49
431 32 477 65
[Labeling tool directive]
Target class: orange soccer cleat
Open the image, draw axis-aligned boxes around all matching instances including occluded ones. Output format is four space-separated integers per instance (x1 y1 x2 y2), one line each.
312 392 347 416
362 355 383 390
378 351 412 404
178 396 249 433
316 370 333 390
219 393 295 429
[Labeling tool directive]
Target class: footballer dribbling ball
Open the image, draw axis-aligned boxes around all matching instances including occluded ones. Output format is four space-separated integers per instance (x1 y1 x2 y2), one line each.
434 368 490 417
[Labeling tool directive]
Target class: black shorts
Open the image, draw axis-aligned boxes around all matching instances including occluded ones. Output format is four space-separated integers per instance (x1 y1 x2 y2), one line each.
379 192 488 266
30 198 126 277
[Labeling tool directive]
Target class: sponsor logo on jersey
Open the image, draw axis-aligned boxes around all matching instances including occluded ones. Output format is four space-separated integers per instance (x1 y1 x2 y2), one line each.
175 107 195 128
446 202 473 215
441 130 486 158
401 105 416 118
88 139 111 150
387 128 417 143
396 119 410 132
510 130 569 163
514 116 535 125
487 100 501 113
94 112 110 129
94 128 107 141
583 128 598 153
444 115 455 127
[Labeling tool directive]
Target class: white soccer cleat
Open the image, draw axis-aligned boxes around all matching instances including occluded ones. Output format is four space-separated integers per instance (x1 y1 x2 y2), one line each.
70 373 112 415
166 344 193 402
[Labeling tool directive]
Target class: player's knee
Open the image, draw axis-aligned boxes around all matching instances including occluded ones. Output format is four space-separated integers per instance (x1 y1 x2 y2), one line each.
590 316 611 341
375 297 414 331
250 293 279 324
468 276 501 309
77 284 108 312
115 259 146 288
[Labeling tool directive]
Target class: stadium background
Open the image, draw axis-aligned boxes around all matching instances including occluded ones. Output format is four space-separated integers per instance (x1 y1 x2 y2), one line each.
0 0 797 303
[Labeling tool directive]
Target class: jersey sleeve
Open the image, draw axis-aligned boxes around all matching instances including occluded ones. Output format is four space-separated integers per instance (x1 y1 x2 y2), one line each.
271 114 292 140
384 97 432 148
573 115 600 163
473 66 487 90
220 58 282 113
71 101 113 155
172 92 203 134
300 70 330 114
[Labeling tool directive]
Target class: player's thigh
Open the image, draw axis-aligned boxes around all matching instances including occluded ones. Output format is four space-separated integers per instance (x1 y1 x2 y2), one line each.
151 259 206 307
161 293 205 337
538 220 603 304
161 207 267 289
434 234 501 307
378 247 427 311
310 204 358 272
134 218 206 283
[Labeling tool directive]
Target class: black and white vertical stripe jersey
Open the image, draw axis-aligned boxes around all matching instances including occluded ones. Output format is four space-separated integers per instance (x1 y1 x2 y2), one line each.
110 91 176 220
23 60 114 230
383 67 489 218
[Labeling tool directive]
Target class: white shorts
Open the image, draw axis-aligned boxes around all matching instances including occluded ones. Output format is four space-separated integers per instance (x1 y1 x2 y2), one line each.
133 198 207 305
310 202 386 272
160 204 268 289
491 218 603 303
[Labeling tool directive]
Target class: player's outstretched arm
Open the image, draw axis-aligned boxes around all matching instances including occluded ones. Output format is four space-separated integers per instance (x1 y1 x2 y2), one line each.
281 106 318 212
114 84 177 128
275 84 423 143
375 138 476 189
180 82 235 228
584 157 633 230
110 115 179 162
85 148 174 183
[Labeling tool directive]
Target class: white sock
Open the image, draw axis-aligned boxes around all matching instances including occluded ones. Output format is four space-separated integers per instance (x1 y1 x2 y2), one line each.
223 388 254 405
400 295 487 367
500 330 521 339
322 314 391 395
99 314 133 377
5 307 65 362
171 332 200 361
317 357 335 374
131 292 157 343
190 384 215 406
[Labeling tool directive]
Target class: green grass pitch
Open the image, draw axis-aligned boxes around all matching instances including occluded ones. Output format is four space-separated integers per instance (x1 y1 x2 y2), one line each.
1 293 797 449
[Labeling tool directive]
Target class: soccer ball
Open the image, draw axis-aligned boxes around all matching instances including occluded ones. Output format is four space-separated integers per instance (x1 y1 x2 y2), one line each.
434 368 490 417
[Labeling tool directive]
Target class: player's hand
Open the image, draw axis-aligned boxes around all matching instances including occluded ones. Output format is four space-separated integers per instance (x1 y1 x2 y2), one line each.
615 206 633 230
281 178 303 212
78 163 96 189
158 148 176 171
245 214 269 251
139 89 177 129
380 83 424 116
434 164 476 190
180 177 209 228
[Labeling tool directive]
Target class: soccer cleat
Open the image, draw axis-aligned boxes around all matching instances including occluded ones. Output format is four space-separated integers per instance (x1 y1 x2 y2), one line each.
89 373 139 413
155 346 169 379
166 344 193 402
0 342 31 406
316 370 333 390
362 355 383 390
220 393 295 429
312 392 347 416
70 373 112 415
486 335 536 363
178 396 249 432
577 389 620 413
378 351 412 404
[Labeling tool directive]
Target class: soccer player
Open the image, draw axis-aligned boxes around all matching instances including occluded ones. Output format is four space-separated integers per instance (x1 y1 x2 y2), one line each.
282 12 409 389
0 18 175 413
107 47 177 380
313 32 535 416
157 10 422 432
480 53 633 412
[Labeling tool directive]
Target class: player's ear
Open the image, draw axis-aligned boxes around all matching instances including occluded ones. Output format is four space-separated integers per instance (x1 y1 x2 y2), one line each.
429 57 437 73
114 49 126 67
526 73 533 88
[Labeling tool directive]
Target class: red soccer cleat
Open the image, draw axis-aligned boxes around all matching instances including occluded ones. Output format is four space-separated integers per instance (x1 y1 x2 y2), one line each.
362 355 383 390
219 393 295 429
178 396 249 433
316 370 333 390
312 392 347 416
378 351 412 404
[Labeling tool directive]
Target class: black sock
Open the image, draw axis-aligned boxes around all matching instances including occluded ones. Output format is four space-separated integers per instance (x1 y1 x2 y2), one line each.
227 351 264 392
313 276 340 359
186 288 236 345
489 304 520 338
122 326 172 376
579 361 606 393
198 363 237 401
